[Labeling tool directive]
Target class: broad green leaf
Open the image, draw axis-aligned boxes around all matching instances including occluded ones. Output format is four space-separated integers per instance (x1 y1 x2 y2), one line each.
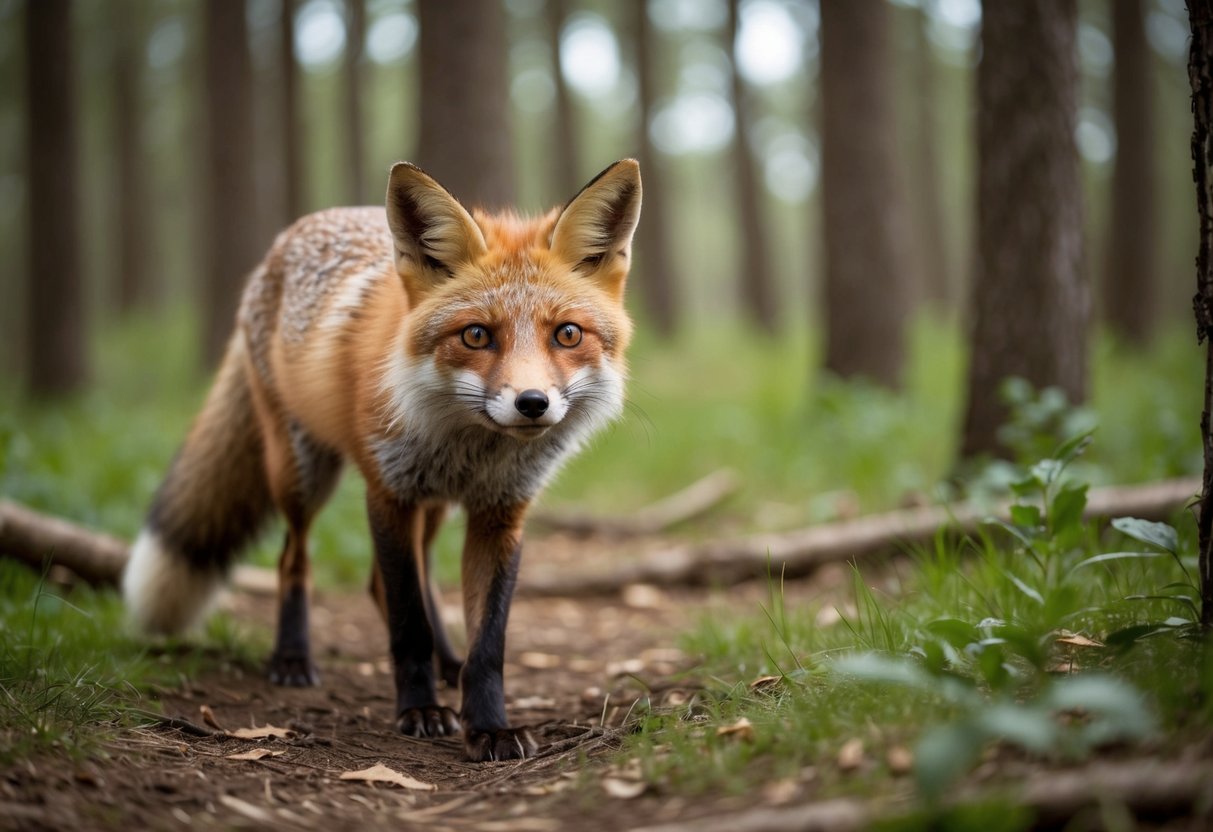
832 653 930 689
978 704 1056 753
1104 623 1166 646
1111 517 1179 555
914 721 985 801
1049 483 1088 535
1045 675 1155 744
1052 430 1095 466
1071 551 1163 572
1030 459 1064 488
1010 504 1042 529
926 618 981 650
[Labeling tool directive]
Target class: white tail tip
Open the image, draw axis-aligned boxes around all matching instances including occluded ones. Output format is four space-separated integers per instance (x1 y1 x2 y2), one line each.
122 529 224 635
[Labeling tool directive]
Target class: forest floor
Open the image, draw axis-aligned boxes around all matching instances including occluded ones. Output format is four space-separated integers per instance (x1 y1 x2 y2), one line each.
5 530 1213 831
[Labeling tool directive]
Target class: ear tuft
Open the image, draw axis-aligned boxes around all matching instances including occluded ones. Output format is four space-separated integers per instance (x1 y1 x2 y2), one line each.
385 162 486 294
550 160 642 289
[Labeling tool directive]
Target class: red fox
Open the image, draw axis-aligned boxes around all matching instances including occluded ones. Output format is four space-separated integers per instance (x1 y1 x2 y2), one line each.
122 160 641 761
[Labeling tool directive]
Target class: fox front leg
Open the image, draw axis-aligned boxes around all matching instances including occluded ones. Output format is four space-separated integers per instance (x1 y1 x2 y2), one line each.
459 505 538 761
366 488 460 738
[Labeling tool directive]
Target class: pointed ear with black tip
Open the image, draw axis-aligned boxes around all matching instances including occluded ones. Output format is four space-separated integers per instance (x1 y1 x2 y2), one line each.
385 162 487 299
550 159 642 298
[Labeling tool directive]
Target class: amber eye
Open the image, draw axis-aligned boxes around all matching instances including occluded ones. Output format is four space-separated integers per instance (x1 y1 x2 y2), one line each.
461 325 492 349
554 323 583 348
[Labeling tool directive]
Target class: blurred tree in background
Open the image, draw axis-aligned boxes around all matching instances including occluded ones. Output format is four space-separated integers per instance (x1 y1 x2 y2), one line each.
961 0 1087 459
0 0 1200 471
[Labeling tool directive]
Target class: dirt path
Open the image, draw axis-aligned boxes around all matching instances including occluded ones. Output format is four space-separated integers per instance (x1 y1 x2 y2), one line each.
2 533 834 832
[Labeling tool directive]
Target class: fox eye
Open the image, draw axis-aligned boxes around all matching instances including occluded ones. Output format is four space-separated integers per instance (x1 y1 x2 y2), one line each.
554 323 583 348
461 325 492 349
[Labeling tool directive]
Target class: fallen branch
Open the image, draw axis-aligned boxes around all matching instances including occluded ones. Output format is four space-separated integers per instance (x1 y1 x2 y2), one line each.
530 468 740 537
0 499 129 587
630 757 1213 832
519 477 1201 597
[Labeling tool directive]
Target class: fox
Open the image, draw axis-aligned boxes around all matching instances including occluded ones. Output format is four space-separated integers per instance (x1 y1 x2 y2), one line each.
122 159 642 761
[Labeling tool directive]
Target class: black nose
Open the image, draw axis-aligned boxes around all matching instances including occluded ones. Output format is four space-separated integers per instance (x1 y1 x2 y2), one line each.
515 389 549 419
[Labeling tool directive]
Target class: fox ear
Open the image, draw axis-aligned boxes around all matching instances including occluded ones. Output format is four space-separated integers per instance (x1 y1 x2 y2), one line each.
550 159 642 296
385 162 487 297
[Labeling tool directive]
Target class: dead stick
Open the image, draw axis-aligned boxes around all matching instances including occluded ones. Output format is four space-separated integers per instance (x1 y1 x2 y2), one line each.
530 468 740 537
0 499 129 587
519 477 1201 596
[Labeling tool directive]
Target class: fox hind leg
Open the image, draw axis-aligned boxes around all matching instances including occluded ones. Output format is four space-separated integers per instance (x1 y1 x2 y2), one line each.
260 413 342 687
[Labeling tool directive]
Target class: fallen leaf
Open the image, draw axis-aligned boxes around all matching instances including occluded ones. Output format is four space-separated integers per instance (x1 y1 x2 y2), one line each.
226 748 285 761
761 778 799 805
716 717 755 742
621 584 666 609
519 652 561 670
339 763 436 791
199 704 226 732
837 738 865 771
1056 633 1104 648
606 658 645 677
513 696 557 710
749 675 782 693
601 778 646 799
886 745 913 775
228 724 295 740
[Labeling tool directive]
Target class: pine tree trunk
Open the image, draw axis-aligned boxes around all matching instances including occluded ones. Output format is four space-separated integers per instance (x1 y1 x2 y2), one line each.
819 0 912 388
960 0 1087 459
343 0 366 205
546 0 579 202
633 0 678 336
728 0 778 334
202 0 259 368
112 8 151 313
25 0 87 396
1105 0 1156 345
280 0 304 222
416 0 515 209
1187 0 1213 629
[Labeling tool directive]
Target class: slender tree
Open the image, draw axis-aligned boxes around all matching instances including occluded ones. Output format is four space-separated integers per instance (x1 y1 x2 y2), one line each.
819 0 912 387
908 1 951 308
633 0 678 335
112 6 151 312
343 0 367 205
416 0 515 209
203 0 260 367
1105 0 1156 345
727 0 778 334
1187 0 1213 627
960 1 1087 458
546 0 580 202
25 0 87 395
280 0 304 222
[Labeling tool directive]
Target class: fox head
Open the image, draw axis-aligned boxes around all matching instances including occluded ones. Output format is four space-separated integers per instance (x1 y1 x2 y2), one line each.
382 159 641 442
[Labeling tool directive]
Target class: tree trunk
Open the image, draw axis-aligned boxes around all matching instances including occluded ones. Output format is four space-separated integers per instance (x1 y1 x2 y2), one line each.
416 0 515 209
546 0 579 203
343 0 366 205
112 7 151 313
202 0 259 367
960 0 1087 459
633 1 678 336
280 0 304 222
25 0 87 397
819 0 912 388
1105 0 1156 346
1188 0 1213 629
728 0 778 334
909 4 951 309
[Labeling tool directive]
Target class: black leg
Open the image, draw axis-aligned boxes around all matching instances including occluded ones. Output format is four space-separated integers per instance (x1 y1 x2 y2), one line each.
460 507 537 761
367 489 459 738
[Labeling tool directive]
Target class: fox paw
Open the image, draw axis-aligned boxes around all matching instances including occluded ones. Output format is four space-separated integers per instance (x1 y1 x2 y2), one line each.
397 706 461 738
464 726 539 762
267 652 320 687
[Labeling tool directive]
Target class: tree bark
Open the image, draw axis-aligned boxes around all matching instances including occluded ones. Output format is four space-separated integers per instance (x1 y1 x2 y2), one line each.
280 0 304 222
1188 0 1213 629
416 0 515 209
909 4 951 309
203 0 260 368
1105 0 1156 345
24 0 87 396
819 0 912 388
112 7 151 313
728 0 778 334
343 0 366 205
633 1 678 336
546 0 579 202
960 0 1087 459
